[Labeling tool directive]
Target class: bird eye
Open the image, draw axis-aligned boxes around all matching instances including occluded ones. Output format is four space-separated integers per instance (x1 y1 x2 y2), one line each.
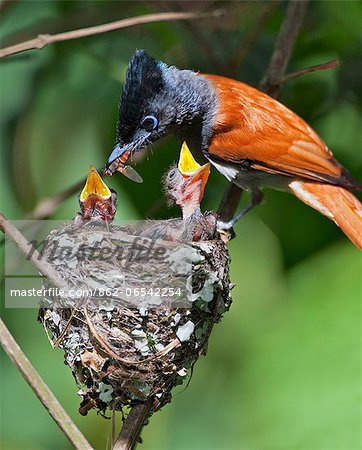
141 115 158 131
168 169 177 181
110 190 118 205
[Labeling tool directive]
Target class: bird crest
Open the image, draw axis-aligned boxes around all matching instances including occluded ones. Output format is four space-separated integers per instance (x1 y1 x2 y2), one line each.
117 50 166 143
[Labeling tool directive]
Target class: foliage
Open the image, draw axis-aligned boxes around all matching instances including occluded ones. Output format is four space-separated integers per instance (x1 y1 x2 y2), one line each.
1 1 361 449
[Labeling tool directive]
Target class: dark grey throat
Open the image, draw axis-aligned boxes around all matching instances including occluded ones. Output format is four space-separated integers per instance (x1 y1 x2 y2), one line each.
164 67 218 160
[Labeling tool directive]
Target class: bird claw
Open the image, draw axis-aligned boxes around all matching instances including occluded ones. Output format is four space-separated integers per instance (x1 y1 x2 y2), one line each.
217 221 236 243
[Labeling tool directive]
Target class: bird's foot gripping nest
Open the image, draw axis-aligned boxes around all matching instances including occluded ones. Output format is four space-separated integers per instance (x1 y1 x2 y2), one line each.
39 221 233 418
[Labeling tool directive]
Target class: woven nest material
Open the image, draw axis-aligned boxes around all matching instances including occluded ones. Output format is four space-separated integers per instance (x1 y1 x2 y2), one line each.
38 220 232 416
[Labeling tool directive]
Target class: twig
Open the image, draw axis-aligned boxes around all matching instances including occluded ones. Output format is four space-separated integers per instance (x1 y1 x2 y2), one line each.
53 298 84 348
218 0 309 224
28 180 85 220
24 166 100 221
111 335 180 450
0 10 222 59
217 183 243 223
0 212 67 290
260 0 310 97
0 318 93 450
282 59 339 83
83 305 140 366
113 401 153 450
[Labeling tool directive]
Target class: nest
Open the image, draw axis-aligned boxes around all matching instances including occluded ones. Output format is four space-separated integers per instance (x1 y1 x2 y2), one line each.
38 220 232 416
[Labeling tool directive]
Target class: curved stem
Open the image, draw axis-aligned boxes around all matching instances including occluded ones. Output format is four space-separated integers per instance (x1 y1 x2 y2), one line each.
0 212 67 290
113 401 153 450
0 10 223 59
0 318 93 450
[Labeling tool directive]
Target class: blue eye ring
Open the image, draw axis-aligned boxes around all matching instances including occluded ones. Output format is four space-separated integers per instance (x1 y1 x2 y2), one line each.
141 115 158 131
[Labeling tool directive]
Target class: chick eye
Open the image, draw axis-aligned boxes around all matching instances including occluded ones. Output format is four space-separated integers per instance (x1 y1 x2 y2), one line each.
168 169 177 181
110 190 118 204
141 115 158 131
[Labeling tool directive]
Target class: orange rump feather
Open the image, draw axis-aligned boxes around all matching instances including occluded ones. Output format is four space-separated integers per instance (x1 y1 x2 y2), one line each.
289 181 362 250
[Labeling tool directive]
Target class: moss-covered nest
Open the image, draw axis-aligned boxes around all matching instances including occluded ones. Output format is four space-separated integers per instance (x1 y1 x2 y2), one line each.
38 221 232 417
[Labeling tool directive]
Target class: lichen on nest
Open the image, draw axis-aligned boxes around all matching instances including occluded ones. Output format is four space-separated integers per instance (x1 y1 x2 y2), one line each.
38 221 232 416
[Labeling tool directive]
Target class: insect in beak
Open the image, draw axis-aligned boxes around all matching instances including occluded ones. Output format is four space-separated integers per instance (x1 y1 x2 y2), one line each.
104 144 143 183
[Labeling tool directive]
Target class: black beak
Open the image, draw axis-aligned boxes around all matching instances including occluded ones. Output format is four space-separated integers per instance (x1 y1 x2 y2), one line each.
104 142 144 183
105 143 133 175
107 143 131 165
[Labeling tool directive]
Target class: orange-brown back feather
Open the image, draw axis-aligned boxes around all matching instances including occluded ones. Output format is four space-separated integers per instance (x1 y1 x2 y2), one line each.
202 73 358 188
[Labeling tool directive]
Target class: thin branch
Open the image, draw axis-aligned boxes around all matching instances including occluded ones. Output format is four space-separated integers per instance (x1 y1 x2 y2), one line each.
218 0 309 225
0 212 67 290
53 298 84 348
260 0 310 97
28 178 85 220
0 10 223 59
0 318 93 450
282 58 339 83
113 401 153 450
23 165 101 221
217 183 243 223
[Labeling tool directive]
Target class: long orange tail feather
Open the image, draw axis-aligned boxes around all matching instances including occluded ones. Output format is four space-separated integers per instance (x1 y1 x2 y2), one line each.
289 181 362 250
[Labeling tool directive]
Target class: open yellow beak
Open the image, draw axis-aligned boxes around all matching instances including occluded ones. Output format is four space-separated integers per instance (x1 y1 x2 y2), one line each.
178 142 202 175
80 165 112 203
191 163 211 189
178 141 211 189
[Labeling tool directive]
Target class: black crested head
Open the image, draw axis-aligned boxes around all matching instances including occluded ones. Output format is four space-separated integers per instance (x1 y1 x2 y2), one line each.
106 50 217 174
117 50 167 145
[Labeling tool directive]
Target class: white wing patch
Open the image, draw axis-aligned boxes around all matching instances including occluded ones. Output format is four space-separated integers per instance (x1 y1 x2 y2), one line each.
289 181 334 219
209 160 238 182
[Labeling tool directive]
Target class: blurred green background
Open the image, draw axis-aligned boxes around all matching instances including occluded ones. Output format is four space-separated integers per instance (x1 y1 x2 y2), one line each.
1 1 361 449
